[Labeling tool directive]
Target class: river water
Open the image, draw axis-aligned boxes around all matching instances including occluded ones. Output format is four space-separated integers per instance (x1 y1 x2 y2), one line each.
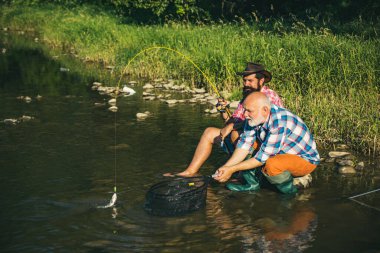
1 33 379 252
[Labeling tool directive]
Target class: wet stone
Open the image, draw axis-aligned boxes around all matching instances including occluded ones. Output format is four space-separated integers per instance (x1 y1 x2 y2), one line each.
136 111 150 119
194 88 206 93
165 99 178 105
355 161 365 170
338 166 356 174
209 108 218 114
328 151 351 158
108 98 117 105
143 96 155 101
336 144 349 149
336 159 355 166
108 106 118 112
3 119 19 125
19 115 34 121
143 83 154 89
325 157 336 163
229 101 240 109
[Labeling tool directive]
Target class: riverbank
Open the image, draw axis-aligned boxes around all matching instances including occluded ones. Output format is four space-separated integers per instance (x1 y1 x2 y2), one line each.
0 4 379 155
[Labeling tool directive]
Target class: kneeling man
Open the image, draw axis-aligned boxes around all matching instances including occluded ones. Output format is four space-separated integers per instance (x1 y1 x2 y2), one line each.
214 92 320 194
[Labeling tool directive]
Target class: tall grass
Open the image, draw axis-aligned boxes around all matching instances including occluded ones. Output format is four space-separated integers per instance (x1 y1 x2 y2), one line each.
1 4 379 155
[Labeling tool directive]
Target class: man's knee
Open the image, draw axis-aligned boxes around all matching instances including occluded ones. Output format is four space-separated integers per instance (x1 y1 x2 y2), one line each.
263 157 284 176
202 127 220 142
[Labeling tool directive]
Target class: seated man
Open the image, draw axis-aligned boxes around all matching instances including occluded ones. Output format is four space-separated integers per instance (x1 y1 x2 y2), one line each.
173 62 284 177
213 92 320 194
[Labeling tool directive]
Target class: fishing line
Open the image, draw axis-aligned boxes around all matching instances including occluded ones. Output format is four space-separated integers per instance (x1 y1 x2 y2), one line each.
115 46 231 116
102 46 233 208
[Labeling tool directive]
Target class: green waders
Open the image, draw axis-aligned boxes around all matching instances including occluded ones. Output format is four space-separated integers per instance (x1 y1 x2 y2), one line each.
263 170 298 194
226 169 262 192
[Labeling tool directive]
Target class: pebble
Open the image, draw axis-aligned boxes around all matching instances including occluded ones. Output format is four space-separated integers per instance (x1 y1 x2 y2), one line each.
108 106 118 112
229 101 240 109
336 144 349 149
166 99 178 105
336 159 355 166
143 83 154 89
355 161 365 170
136 111 150 119
19 115 33 121
108 98 117 105
338 166 356 174
325 157 336 163
328 151 351 158
210 108 218 114
194 88 206 93
3 119 18 125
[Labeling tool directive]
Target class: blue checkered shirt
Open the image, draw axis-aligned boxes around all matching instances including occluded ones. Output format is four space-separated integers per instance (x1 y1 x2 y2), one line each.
237 104 320 165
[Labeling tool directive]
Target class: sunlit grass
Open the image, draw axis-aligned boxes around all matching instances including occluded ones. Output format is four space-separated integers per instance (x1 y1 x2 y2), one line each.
0 4 379 154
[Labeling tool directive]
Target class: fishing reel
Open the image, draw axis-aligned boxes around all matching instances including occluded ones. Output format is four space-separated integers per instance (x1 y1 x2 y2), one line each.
215 98 230 113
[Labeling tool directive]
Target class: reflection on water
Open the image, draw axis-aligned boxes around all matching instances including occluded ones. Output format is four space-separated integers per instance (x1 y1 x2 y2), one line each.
1 34 380 252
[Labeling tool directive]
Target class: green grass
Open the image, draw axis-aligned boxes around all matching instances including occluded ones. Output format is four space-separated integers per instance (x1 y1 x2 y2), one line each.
1 4 379 155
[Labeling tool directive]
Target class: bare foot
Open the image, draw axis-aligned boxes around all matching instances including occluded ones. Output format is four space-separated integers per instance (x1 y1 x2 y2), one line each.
162 172 175 177
176 171 197 177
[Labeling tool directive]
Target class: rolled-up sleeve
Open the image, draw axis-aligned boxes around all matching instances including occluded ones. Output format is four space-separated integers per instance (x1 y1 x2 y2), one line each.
254 126 286 163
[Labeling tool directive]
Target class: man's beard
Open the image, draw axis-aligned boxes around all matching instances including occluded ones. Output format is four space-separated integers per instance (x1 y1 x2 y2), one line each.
247 114 266 127
242 86 260 99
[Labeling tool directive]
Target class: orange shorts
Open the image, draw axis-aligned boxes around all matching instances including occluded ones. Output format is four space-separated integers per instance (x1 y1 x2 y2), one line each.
262 154 317 177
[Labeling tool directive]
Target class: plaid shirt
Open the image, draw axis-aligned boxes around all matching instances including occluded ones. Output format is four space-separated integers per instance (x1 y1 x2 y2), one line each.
232 86 284 122
237 104 320 165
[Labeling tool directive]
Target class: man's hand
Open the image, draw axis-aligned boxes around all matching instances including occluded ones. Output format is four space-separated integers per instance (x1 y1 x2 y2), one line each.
215 98 230 113
213 165 235 182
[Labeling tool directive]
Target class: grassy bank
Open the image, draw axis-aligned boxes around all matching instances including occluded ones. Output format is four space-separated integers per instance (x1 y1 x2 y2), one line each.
1 4 379 155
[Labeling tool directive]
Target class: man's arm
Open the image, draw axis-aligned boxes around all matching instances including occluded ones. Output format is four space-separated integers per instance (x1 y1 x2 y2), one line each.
214 148 263 182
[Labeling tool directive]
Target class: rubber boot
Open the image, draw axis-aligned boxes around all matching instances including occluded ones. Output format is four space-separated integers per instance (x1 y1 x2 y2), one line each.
226 169 261 192
263 170 298 194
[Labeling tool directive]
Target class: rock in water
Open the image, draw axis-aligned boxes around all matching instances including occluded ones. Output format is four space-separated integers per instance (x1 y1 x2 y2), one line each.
338 166 356 174
328 151 351 158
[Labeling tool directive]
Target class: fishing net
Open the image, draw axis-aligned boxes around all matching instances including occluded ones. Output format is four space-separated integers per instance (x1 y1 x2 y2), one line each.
144 176 210 216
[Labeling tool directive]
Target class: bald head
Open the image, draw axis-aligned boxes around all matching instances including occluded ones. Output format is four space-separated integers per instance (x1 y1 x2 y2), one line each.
243 92 271 126
244 92 271 108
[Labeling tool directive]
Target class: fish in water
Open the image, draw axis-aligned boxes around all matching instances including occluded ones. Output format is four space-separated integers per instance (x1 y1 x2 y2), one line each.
97 193 117 209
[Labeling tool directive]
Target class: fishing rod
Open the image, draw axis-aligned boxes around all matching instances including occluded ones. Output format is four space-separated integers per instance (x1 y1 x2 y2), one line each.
115 46 232 117
347 188 380 212
102 46 234 208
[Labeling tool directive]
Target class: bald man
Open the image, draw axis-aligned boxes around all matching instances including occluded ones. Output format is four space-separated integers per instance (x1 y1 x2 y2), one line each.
214 92 320 194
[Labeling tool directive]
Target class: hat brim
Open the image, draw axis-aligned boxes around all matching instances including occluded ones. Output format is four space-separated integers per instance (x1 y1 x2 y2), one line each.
236 70 272 83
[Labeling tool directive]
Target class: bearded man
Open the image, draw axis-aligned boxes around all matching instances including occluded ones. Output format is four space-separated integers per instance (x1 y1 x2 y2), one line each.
213 92 320 194
168 62 284 177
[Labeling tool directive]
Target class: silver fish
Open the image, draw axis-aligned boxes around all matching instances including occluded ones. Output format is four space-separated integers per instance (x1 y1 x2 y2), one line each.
97 193 117 209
